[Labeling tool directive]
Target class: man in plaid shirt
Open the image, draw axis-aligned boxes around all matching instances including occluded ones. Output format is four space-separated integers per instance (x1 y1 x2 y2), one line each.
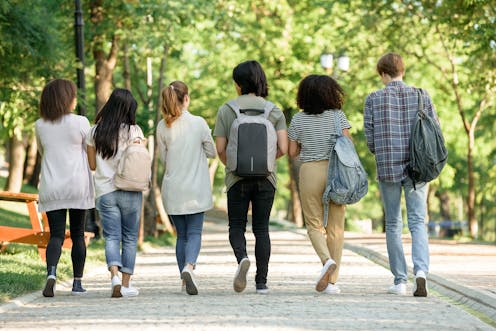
364 53 438 297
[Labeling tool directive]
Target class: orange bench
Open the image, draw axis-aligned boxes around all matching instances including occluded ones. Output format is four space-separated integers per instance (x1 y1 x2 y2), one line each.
0 191 94 261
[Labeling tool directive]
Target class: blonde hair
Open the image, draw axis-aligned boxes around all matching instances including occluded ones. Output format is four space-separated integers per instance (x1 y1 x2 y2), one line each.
161 81 188 127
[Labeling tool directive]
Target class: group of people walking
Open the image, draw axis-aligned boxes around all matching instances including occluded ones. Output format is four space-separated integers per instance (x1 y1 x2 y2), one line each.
35 53 436 299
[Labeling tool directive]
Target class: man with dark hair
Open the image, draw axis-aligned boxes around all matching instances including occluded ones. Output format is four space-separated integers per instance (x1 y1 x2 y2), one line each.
364 53 439 297
214 60 287 294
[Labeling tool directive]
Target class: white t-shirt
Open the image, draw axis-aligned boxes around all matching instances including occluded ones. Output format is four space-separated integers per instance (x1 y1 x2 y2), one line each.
35 114 95 212
86 124 144 198
157 111 216 215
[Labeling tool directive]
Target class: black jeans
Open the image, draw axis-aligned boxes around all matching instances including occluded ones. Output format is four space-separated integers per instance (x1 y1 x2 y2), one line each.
45 209 87 278
227 178 275 285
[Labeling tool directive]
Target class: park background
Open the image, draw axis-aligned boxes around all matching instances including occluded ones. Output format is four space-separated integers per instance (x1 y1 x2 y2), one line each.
1 0 495 255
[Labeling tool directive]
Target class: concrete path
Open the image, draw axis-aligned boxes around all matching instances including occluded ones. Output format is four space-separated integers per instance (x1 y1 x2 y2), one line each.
0 218 494 330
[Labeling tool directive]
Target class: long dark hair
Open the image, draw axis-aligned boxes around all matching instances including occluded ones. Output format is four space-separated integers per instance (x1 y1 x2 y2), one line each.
93 88 137 159
232 60 268 97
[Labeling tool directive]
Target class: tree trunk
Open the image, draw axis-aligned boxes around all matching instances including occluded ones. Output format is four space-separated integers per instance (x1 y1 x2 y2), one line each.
123 42 132 91
5 135 26 192
90 1 120 111
28 152 41 188
23 135 38 184
144 45 174 236
435 190 452 220
287 157 304 227
467 129 477 238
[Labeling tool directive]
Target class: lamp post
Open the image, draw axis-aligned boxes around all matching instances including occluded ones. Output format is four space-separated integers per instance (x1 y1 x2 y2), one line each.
74 0 86 116
320 52 350 77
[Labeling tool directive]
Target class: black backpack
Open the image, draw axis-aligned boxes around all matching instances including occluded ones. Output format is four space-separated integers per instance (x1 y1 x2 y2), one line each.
407 89 448 189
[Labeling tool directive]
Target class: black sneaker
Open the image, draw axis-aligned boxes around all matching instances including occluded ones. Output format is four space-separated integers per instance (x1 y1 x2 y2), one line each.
42 276 56 297
256 283 269 294
71 279 87 296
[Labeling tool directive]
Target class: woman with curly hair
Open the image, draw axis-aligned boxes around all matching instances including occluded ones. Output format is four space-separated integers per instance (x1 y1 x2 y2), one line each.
288 75 352 295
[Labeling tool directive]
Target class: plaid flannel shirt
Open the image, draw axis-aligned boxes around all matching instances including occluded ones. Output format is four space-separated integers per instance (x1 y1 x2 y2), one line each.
364 81 437 182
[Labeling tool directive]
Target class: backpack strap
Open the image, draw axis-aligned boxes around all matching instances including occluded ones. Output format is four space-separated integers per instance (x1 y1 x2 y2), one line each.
262 101 275 119
323 110 344 227
226 100 241 117
417 88 426 118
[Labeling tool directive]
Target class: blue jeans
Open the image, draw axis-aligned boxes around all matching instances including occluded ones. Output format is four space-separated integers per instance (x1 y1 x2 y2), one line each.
227 178 275 285
379 178 430 285
169 213 204 275
96 190 142 275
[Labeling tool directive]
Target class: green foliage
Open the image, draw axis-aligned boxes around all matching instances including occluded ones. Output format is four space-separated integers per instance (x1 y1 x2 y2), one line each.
1 0 495 239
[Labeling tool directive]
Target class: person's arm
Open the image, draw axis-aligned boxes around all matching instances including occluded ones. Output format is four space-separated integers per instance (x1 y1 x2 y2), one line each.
288 139 300 158
35 125 43 156
87 146 96 171
202 120 217 159
363 95 375 154
156 122 167 164
276 129 288 159
342 128 351 139
216 136 227 165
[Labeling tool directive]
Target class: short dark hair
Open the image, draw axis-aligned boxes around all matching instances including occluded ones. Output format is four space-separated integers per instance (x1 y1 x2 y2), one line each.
376 53 405 77
232 60 268 97
39 79 77 121
296 75 344 114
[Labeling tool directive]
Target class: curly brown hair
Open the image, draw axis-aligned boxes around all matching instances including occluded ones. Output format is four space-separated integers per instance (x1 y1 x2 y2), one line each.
296 75 344 114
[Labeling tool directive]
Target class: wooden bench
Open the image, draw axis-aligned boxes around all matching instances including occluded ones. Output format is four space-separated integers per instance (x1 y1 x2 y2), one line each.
0 191 94 261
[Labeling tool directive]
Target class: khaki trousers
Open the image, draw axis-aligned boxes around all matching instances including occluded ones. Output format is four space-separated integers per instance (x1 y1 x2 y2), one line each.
299 160 346 284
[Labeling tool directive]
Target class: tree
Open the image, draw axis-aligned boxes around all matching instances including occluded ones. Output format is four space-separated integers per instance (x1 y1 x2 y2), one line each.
0 0 72 192
360 0 496 238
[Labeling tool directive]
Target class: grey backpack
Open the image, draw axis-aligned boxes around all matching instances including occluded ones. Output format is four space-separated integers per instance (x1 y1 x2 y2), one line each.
407 89 448 189
225 100 277 177
322 111 368 226
114 137 152 192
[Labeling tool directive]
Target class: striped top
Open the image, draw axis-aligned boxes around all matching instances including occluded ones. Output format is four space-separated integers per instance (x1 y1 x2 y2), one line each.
364 80 437 182
288 109 351 162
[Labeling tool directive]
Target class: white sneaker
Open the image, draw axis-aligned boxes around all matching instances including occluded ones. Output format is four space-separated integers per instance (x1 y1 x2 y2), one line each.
233 258 250 293
181 268 198 295
316 258 337 292
111 275 122 298
413 271 428 297
120 285 139 297
388 283 407 295
323 284 341 294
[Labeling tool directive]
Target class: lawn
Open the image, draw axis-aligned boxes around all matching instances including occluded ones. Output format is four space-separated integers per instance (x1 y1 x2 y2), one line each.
0 176 176 303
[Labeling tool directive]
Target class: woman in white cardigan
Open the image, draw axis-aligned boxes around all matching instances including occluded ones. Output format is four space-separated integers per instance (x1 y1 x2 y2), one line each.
157 81 216 295
35 79 95 297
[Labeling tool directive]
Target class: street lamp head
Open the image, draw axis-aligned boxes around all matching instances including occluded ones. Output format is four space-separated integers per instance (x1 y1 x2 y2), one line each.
337 55 350 72
320 53 334 70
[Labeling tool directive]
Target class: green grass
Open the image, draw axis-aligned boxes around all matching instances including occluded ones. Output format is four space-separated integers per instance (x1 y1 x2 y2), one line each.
0 240 106 303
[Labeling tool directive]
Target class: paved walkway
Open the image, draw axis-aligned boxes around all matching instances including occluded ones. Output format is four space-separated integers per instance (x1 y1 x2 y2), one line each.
0 216 495 330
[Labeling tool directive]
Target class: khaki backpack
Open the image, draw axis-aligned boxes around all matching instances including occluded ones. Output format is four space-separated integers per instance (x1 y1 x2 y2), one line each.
114 137 152 191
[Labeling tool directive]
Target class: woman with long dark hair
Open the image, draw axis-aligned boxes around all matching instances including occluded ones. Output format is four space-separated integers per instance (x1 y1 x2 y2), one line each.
36 78 95 297
86 88 144 298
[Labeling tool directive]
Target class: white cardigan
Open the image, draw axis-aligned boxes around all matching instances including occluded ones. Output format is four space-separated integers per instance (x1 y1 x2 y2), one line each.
157 111 216 215
35 114 95 212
